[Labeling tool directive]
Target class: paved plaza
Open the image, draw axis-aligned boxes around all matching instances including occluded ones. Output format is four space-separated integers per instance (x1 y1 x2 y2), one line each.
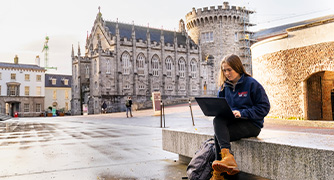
1 103 333 179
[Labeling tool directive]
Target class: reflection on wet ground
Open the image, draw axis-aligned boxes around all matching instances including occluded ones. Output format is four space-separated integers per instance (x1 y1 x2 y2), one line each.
0 118 185 179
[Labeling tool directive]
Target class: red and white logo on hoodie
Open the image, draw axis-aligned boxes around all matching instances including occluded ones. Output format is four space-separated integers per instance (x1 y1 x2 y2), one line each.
238 91 248 97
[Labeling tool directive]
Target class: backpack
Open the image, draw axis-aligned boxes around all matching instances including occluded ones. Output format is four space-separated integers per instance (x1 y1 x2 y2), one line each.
125 100 130 107
187 138 216 180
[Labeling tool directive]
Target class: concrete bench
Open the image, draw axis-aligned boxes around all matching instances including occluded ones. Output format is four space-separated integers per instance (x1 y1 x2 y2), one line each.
162 127 334 180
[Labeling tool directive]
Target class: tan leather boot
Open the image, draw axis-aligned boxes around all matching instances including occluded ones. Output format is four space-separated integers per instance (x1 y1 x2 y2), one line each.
210 170 225 180
212 148 240 175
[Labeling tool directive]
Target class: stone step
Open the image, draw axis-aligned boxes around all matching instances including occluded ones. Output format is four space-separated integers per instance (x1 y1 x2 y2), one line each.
162 127 334 180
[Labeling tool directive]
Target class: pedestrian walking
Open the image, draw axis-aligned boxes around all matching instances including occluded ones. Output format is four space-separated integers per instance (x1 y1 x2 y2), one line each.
101 101 107 114
210 54 270 180
125 96 133 118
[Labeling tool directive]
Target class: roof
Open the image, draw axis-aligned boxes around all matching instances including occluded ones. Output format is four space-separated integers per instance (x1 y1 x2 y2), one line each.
0 62 46 71
105 21 196 47
45 74 72 88
253 14 334 41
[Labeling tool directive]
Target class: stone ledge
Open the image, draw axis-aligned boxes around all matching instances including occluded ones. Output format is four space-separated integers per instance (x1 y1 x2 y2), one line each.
162 127 334 180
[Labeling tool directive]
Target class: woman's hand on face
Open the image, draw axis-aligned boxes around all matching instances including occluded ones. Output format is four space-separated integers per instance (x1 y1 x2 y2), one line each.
232 110 241 118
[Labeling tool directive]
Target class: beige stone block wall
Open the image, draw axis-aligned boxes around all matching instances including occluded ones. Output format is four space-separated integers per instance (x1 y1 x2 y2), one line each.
253 42 334 119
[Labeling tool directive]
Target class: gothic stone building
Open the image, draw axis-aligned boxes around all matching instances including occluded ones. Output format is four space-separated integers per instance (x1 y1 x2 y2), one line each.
251 15 334 120
71 2 256 115
71 12 203 115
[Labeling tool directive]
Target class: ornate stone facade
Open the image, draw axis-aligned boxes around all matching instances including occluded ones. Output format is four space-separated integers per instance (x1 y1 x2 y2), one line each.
251 15 334 120
71 12 203 115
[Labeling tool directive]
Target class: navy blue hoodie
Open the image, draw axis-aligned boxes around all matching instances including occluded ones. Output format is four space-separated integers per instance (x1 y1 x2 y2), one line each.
218 74 270 128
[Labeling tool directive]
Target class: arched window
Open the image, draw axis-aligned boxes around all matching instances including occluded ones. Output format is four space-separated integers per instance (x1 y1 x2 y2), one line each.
137 54 145 75
191 59 197 78
152 55 159 76
85 65 89 78
94 60 97 74
106 60 111 74
165 57 172 77
178 59 185 78
122 52 131 75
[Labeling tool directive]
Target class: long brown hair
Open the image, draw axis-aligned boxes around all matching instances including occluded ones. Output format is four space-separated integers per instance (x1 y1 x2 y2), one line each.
218 54 251 88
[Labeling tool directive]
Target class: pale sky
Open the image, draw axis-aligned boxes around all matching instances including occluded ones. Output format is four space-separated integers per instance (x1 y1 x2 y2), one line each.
0 0 333 75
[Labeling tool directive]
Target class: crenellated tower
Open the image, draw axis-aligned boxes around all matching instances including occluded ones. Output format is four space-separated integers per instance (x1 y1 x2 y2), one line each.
185 2 255 79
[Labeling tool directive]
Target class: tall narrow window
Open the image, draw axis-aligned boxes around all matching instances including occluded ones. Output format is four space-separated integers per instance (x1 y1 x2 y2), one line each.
36 104 41 112
122 52 131 75
165 57 172 77
106 60 111 74
11 73 16 80
94 60 97 74
36 75 41 82
52 78 56 85
137 54 145 75
25 86 30 96
36 86 41 96
191 59 197 78
25 74 30 81
24 104 29 112
53 90 57 99
65 90 69 99
85 65 89 78
179 59 185 78
0 72 2 80
152 55 159 76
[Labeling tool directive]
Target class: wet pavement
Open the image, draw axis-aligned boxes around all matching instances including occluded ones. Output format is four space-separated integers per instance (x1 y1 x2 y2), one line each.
1 103 333 180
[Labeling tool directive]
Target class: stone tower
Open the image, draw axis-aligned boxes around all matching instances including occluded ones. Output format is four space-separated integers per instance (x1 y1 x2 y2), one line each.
185 2 255 84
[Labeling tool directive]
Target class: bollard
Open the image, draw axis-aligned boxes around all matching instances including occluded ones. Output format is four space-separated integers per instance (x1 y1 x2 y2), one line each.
189 99 195 126
160 100 163 128
163 102 166 128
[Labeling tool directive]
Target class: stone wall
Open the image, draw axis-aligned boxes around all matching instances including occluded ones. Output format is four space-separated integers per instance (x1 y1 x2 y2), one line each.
253 42 334 119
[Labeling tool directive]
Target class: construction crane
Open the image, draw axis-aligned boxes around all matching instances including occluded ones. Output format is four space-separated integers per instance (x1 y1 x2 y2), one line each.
42 36 57 70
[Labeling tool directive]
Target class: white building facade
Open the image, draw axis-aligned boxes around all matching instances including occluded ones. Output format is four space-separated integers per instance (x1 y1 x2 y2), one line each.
45 74 71 113
0 56 46 117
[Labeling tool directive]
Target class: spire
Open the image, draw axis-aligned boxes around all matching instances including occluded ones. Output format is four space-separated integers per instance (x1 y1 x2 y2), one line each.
160 26 164 44
131 21 135 38
71 44 74 58
78 42 81 56
146 23 150 42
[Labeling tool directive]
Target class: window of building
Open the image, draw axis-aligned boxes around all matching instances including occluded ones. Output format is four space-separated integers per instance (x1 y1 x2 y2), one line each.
124 83 130 89
52 78 56 85
65 90 69 99
25 74 30 81
0 72 2 80
24 104 29 112
8 85 18 96
0 85 1 95
235 32 238 42
167 84 173 91
53 90 57 99
178 59 185 78
106 60 111 74
139 84 145 89
36 104 41 112
64 79 69 85
166 57 172 77
153 84 159 90
94 60 97 74
24 86 30 96
152 56 159 76
192 84 197 91
191 60 197 78
36 75 41 82
122 52 131 75
137 54 145 75
36 86 41 96
0 103 2 113
85 65 89 78
201 32 214 43
180 84 185 90
11 73 16 80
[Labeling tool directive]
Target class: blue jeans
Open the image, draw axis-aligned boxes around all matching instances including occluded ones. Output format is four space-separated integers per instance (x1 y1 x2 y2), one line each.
213 116 261 160
126 106 132 117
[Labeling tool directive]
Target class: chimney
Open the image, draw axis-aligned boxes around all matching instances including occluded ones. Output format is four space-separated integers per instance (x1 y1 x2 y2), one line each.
14 55 19 64
35 55 40 66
